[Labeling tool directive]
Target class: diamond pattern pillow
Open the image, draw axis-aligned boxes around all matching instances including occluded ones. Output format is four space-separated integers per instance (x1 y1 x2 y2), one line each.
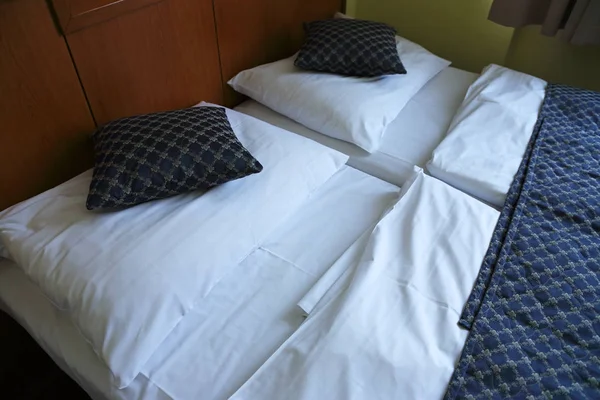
87 107 263 210
295 18 406 77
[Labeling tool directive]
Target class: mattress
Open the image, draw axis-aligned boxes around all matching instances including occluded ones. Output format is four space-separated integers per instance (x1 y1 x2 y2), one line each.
0 166 400 400
235 67 478 187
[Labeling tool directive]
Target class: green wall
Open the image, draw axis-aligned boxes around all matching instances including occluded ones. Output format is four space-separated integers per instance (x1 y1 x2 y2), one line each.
345 0 358 18
505 27 600 91
354 0 513 72
348 0 600 91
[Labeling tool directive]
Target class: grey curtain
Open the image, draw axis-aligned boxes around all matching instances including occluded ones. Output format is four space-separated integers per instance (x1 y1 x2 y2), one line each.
489 0 600 45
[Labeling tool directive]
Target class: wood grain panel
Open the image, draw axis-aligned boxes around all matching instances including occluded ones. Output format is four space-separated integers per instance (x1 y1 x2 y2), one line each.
52 0 164 34
66 0 222 125
215 0 343 106
0 0 96 211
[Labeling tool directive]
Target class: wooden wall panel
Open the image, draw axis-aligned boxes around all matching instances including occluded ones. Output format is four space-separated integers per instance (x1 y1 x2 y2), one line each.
215 0 344 106
1 0 342 210
0 0 96 211
52 0 164 34
65 0 223 125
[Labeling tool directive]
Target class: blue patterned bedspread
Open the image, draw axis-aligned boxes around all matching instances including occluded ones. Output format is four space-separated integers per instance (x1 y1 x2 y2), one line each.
445 84 600 399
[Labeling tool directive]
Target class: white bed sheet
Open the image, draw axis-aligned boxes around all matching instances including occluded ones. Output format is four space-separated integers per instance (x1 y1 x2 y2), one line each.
235 67 478 187
0 166 400 400
230 170 500 400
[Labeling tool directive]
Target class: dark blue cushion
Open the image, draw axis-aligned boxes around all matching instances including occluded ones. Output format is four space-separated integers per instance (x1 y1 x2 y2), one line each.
87 107 262 210
295 18 406 77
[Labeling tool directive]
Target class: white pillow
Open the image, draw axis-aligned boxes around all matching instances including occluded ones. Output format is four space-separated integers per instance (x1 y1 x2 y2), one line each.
0 107 347 389
228 38 450 153
334 12 352 19
427 64 547 207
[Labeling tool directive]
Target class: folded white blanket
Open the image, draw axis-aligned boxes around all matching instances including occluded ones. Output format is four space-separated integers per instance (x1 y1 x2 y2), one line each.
428 64 547 207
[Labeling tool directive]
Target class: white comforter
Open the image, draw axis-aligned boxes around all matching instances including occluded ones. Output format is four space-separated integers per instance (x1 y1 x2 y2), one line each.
230 170 500 399
0 107 347 389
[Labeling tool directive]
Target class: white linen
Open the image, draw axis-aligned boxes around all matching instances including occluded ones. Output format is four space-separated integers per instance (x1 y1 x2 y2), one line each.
0 107 348 389
230 170 500 400
0 166 401 400
142 167 400 400
235 67 477 187
228 37 450 153
0 261 171 400
427 64 547 207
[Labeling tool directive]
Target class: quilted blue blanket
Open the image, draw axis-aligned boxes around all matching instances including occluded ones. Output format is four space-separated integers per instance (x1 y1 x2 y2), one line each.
445 84 600 399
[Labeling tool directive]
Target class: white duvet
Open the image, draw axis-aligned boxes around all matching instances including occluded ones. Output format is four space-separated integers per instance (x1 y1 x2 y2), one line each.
231 170 500 399
427 64 547 207
0 107 348 389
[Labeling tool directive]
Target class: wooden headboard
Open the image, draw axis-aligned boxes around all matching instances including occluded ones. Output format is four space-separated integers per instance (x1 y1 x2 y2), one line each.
0 0 343 211
215 0 344 105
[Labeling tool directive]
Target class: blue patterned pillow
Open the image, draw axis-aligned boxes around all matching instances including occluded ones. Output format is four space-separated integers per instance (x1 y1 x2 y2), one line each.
87 107 263 210
295 18 406 77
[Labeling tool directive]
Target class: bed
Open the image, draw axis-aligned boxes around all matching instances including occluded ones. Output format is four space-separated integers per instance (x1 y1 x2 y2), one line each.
227 47 600 398
235 66 477 187
0 66 504 399
230 72 600 399
0 163 509 400
0 163 401 400
5 3 489 398
2 1 502 399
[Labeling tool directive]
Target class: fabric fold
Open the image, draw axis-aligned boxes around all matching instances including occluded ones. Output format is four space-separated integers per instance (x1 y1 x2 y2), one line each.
231 170 499 400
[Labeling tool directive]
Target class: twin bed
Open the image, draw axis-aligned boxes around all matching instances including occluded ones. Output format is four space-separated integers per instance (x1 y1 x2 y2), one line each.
1 10 598 400
0 163 401 400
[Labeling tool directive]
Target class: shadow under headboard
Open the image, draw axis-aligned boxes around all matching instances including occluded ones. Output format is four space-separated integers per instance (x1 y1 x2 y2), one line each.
0 0 343 211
